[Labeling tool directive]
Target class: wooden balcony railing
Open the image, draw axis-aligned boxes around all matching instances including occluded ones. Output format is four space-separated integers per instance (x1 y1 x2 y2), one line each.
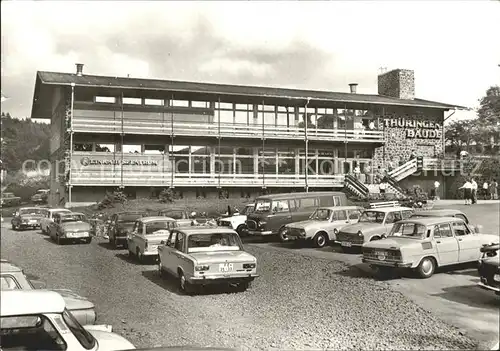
70 172 345 188
422 158 463 172
72 116 384 143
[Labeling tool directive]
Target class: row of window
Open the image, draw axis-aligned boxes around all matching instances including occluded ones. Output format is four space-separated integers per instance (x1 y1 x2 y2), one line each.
74 143 372 159
90 96 371 117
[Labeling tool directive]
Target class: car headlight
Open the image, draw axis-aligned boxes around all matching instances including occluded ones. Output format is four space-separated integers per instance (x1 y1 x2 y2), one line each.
195 265 209 271
334 228 339 234
243 263 256 269
357 231 363 237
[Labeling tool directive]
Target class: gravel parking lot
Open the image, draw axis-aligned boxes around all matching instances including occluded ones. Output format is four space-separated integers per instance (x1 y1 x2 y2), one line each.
1 220 479 350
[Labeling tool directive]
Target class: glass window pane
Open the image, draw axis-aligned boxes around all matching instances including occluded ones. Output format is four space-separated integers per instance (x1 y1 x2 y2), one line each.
236 147 253 156
123 97 142 105
95 96 116 103
277 113 288 126
74 143 93 152
95 143 115 152
218 102 233 109
144 145 165 154
145 99 164 106
171 99 189 107
235 104 250 110
264 112 275 125
235 110 248 124
123 144 141 154
191 101 209 108
272 200 289 213
214 156 234 174
172 145 190 154
217 110 234 123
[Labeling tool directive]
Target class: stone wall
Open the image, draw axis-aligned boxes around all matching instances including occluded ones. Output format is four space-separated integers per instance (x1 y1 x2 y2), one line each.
378 69 415 100
372 106 445 170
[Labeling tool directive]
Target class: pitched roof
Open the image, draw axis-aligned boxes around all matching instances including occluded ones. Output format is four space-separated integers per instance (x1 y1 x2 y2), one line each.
35 71 467 110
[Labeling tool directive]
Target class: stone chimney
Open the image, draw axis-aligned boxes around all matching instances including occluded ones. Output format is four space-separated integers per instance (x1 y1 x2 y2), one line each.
75 63 84 76
377 69 415 100
349 83 358 94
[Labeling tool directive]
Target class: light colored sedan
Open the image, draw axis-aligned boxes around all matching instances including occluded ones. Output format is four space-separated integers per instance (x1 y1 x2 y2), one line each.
40 208 71 234
157 227 258 294
127 216 178 262
362 217 499 278
284 206 364 248
48 212 92 245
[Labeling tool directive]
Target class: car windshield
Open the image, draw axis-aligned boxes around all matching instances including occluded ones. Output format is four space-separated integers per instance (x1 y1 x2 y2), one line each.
254 199 271 213
62 309 96 350
358 210 385 224
72 214 87 222
145 221 174 234
389 222 427 239
19 208 44 216
241 205 254 216
118 214 144 222
309 209 331 221
187 233 242 253
60 215 79 223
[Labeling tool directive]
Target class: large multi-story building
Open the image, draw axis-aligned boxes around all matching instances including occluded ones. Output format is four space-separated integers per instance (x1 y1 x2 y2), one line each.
30 64 465 207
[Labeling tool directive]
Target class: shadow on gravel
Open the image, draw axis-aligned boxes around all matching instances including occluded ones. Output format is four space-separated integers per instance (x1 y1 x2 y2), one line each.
114 252 156 266
142 270 249 296
396 331 478 350
335 263 374 279
97 242 126 251
431 285 500 308
437 263 479 276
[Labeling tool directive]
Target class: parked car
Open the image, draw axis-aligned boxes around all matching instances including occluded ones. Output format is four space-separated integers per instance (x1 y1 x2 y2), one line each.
1 192 21 207
217 203 255 236
0 259 96 325
284 206 364 248
127 216 178 262
246 191 347 241
158 207 211 227
0 290 135 350
31 189 49 204
157 227 258 294
108 211 148 248
336 205 414 252
361 217 499 278
11 207 48 230
410 209 482 233
48 212 92 245
40 208 72 234
477 243 500 296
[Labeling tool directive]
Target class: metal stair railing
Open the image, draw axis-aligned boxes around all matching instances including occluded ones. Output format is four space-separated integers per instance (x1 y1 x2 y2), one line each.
388 158 418 181
344 174 369 198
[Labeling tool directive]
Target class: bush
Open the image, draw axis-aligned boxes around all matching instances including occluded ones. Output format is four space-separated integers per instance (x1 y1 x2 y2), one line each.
159 188 174 203
97 190 127 209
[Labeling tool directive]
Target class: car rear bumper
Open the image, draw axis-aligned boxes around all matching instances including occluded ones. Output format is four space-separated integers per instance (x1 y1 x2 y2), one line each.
189 274 258 285
247 230 273 236
362 258 412 268
478 277 500 295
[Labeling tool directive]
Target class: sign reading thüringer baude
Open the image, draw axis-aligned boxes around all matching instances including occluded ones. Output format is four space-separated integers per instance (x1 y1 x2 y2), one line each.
383 118 442 139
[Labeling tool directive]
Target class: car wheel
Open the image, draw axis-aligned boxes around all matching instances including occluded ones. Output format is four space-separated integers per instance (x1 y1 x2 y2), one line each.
278 227 289 242
84 238 91 244
179 272 193 294
313 232 328 248
56 235 62 245
158 260 166 277
238 281 251 292
236 224 246 237
415 257 436 279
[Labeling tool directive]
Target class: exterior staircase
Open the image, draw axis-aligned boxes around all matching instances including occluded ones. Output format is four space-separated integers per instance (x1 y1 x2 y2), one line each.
388 158 418 182
344 174 369 199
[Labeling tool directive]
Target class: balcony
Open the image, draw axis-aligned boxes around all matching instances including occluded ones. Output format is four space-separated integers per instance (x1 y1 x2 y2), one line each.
72 114 384 143
70 172 345 188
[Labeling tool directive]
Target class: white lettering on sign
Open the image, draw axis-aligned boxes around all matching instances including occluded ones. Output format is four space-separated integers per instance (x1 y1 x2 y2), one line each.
80 157 158 166
383 118 442 139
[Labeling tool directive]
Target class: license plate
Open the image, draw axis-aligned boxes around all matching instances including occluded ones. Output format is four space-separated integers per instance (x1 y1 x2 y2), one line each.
219 263 234 272
72 233 87 238
29 220 37 224
341 242 352 247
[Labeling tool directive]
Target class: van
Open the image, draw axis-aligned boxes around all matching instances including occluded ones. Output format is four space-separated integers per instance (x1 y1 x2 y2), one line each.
246 191 347 241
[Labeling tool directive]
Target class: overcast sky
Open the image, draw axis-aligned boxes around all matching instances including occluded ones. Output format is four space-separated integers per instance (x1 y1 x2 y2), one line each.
2 1 499 122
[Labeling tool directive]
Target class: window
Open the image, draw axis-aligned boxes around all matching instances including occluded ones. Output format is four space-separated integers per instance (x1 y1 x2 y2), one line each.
217 110 234 123
74 143 93 152
167 232 177 247
272 200 289 213
310 208 331 221
333 196 341 206
0 315 67 350
145 98 164 106
0 275 19 290
393 211 403 222
452 222 471 236
171 99 189 107
348 210 362 220
95 143 115 152
175 233 185 251
390 223 426 238
95 96 116 103
332 210 347 221
187 233 242 253
160 210 186 220
191 101 210 108
298 197 317 208
385 212 396 224
144 145 165 155
218 102 233 109
289 199 297 212
122 97 142 105
123 144 141 154
319 196 334 207
62 309 96 349
434 223 453 238
146 221 171 234
455 214 468 224
402 210 413 220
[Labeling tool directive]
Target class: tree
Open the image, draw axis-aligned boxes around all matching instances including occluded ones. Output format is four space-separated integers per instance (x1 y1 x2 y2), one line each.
445 120 478 154
476 86 500 153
